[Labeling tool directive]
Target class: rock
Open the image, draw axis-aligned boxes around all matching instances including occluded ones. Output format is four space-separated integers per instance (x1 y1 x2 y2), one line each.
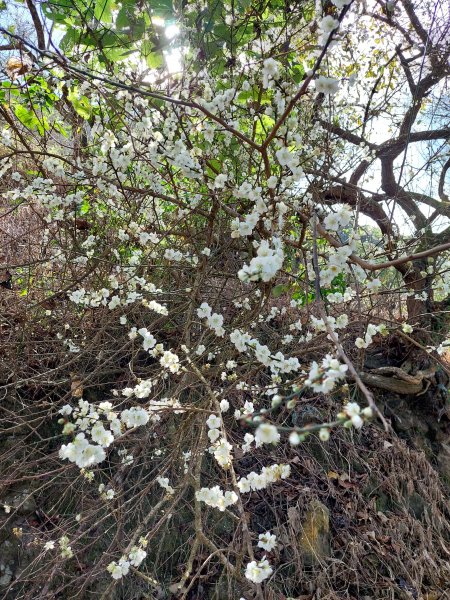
0 539 18 588
1 488 36 515
212 511 235 536
0 563 13 587
389 401 428 434
298 499 330 565
0 525 41 592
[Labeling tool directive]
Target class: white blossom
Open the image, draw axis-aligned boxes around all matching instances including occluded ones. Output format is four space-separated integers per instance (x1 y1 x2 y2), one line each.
315 76 340 95
245 557 273 583
255 423 280 446
258 531 277 552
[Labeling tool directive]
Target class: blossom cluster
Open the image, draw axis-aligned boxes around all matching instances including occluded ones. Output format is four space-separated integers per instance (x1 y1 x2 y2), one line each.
156 477 175 495
245 556 273 583
59 536 73 559
319 240 357 288
195 486 238 511
237 463 291 493
58 398 150 468
107 540 148 580
305 355 348 394
68 279 167 315
244 532 277 583
197 302 225 337
128 326 181 373
230 329 300 375
238 239 284 283
338 402 373 429
355 323 386 349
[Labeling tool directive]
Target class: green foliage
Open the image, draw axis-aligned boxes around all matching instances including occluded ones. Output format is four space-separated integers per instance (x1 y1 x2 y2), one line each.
42 0 174 67
2 75 70 138
40 0 316 76
272 283 289 297
68 89 92 119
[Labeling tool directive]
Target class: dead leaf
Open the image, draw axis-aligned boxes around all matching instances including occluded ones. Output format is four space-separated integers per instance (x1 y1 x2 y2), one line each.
6 56 32 79
327 470 355 488
70 373 83 398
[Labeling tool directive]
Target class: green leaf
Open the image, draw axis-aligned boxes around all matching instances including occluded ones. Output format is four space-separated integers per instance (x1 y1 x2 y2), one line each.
141 38 165 68
53 121 68 138
60 28 78 51
272 284 289 297
116 2 135 29
94 0 114 23
145 50 164 69
14 105 38 129
291 64 305 84
68 91 92 119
